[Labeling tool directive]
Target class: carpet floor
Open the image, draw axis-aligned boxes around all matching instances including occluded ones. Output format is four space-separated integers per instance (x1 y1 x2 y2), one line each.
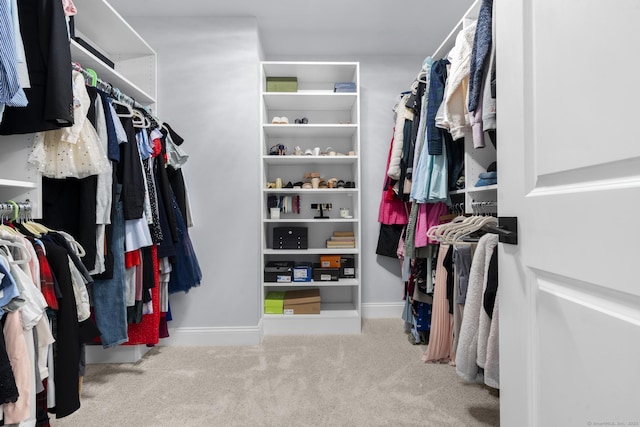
49 318 499 426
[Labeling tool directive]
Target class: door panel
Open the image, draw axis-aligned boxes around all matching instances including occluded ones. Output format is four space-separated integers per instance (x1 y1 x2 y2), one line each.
497 0 640 425
532 0 640 175
537 272 640 425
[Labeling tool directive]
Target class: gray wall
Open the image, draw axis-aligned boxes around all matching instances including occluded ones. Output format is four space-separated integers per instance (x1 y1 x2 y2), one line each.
129 17 425 332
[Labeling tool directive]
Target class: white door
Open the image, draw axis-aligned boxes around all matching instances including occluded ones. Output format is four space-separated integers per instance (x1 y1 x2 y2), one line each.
497 0 640 425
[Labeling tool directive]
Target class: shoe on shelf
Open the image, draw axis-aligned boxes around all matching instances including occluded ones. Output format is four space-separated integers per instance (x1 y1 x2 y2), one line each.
284 181 293 188
280 116 289 124
336 180 345 188
271 116 281 124
344 181 355 188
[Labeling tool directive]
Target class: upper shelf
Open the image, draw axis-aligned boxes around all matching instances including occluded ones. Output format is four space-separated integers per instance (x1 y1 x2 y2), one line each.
263 124 357 138
262 62 358 85
72 0 155 59
70 40 156 105
263 155 357 165
263 92 357 111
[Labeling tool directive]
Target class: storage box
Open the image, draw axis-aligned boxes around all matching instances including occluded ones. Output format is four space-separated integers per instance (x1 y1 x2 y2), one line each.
283 288 320 314
293 262 313 282
334 82 356 93
267 77 298 92
312 263 340 281
273 227 308 249
264 261 294 283
264 291 286 314
340 256 356 278
320 255 341 269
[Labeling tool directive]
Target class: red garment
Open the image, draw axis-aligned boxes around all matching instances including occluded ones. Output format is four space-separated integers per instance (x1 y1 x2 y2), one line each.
378 133 409 225
125 245 160 346
33 243 58 310
124 250 141 269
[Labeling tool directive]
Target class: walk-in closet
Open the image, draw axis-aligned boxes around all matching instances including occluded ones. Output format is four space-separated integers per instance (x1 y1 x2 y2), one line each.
0 0 637 426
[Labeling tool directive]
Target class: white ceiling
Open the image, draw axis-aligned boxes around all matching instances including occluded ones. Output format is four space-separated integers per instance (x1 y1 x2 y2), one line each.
107 0 476 57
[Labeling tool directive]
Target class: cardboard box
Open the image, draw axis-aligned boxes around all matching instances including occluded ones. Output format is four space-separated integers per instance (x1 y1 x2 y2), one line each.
264 291 286 314
283 288 320 314
264 261 294 283
266 77 298 92
320 255 341 268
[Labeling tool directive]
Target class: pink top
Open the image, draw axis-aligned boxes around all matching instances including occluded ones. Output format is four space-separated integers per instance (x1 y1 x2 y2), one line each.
62 0 77 16
378 134 409 225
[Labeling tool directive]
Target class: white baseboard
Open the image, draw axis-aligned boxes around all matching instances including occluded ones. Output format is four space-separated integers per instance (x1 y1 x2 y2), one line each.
86 344 153 364
159 325 263 347
86 304 403 361
361 302 404 319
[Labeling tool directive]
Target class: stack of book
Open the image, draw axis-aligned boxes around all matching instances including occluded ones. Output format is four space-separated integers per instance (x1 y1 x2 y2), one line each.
326 231 355 248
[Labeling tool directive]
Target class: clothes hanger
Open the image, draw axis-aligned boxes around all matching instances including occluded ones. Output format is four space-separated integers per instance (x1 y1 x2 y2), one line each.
0 239 31 265
132 109 149 128
450 216 499 243
84 68 98 87
111 89 134 117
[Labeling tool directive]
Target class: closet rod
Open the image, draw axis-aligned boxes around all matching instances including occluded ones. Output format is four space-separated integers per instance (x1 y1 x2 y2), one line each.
0 200 31 222
71 62 147 111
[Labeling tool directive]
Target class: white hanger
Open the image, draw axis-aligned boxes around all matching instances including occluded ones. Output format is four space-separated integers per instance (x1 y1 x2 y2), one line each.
132 109 149 128
0 238 31 265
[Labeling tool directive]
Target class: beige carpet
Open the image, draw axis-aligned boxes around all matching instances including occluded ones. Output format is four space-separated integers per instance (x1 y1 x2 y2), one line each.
50 319 499 427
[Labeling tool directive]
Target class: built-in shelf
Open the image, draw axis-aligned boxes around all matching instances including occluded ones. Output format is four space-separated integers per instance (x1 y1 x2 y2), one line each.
260 61 361 335
262 279 359 288
70 40 155 104
263 92 357 110
263 124 357 138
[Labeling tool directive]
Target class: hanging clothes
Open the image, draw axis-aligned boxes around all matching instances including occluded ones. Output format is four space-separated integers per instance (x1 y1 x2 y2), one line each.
422 244 454 364
0 0 73 135
455 233 498 384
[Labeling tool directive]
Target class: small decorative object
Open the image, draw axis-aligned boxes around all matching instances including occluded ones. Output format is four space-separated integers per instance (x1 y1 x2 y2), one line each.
275 178 283 189
340 208 351 218
269 144 286 155
270 207 281 219
311 203 332 219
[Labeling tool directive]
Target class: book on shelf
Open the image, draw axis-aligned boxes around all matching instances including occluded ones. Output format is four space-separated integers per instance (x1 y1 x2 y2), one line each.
326 240 356 248
332 231 354 237
329 236 355 242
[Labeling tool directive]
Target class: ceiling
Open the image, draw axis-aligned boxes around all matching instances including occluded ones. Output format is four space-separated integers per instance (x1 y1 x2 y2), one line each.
107 0 476 57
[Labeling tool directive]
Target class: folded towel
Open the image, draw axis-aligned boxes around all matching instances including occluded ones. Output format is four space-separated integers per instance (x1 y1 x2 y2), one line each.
475 178 497 187
478 171 497 180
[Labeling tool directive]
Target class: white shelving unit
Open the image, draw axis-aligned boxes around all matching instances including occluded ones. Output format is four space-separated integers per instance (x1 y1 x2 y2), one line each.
433 0 497 214
260 62 361 335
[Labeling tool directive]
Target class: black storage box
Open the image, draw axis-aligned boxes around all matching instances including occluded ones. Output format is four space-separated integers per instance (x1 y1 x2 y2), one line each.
340 256 356 278
264 261 294 283
273 227 308 249
74 37 115 69
312 263 339 281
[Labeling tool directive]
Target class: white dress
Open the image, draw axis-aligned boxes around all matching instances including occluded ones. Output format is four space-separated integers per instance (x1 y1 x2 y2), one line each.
28 70 110 179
